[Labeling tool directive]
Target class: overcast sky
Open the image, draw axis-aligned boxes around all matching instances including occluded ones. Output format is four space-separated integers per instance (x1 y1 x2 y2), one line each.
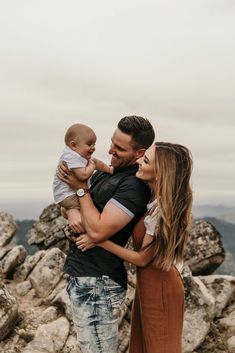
0 0 235 219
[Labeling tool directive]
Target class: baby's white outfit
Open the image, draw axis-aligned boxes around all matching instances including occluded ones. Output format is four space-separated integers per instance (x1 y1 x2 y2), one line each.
53 146 88 204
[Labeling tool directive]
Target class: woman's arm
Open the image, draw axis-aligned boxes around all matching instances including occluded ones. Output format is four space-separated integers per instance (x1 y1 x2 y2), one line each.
98 234 155 267
76 231 155 267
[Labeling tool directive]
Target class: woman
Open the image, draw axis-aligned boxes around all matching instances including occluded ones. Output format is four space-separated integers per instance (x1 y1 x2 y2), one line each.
77 142 193 353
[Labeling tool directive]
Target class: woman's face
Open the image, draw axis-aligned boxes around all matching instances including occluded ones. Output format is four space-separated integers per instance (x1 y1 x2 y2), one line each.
136 144 156 187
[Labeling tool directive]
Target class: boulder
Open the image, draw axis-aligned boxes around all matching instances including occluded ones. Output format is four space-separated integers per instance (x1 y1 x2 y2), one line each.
21 316 70 353
182 274 215 353
37 306 59 324
0 212 17 247
0 282 18 340
13 250 46 282
184 220 225 275
29 248 65 297
200 275 235 317
0 245 27 278
26 204 67 250
0 243 14 260
51 287 72 320
63 333 81 353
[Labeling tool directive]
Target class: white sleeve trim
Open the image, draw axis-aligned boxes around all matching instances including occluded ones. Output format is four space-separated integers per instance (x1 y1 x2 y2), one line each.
109 198 134 218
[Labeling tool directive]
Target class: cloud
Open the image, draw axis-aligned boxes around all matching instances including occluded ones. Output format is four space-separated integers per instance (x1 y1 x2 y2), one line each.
0 0 235 218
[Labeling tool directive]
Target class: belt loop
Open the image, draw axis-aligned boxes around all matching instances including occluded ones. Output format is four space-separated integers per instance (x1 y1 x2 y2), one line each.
102 275 109 280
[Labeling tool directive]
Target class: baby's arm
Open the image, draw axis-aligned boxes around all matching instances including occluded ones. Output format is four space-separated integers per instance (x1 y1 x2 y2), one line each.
92 157 113 174
72 159 96 181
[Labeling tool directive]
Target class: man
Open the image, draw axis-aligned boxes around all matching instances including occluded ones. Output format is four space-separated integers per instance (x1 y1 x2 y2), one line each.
59 116 155 353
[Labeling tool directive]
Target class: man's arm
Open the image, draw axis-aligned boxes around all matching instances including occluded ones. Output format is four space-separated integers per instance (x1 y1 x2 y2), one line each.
77 194 133 242
58 162 148 242
76 232 155 267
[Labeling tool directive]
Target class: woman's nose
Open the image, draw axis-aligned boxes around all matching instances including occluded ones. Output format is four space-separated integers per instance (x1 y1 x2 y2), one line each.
109 143 115 154
137 156 143 164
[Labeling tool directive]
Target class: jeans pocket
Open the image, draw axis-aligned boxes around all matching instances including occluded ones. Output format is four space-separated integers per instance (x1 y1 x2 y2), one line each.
104 281 126 318
66 276 74 295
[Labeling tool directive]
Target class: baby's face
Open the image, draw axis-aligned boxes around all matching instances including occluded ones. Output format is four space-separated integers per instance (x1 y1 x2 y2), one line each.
74 130 96 160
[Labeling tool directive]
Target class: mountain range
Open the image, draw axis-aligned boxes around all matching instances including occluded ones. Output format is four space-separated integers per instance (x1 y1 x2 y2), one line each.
193 204 235 224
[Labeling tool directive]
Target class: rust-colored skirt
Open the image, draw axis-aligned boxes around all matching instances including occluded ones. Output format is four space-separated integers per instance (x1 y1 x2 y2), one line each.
129 265 184 353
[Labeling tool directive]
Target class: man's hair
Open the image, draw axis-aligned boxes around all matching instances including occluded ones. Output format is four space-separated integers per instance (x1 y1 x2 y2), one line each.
118 116 155 150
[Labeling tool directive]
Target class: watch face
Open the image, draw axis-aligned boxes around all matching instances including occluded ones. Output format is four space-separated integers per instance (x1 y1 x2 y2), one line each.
77 188 85 197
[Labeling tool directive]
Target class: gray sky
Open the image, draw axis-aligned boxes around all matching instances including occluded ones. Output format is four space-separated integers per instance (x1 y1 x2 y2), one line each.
0 0 235 219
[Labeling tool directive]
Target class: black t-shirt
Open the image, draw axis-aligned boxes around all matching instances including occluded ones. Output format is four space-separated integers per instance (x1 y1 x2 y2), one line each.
64 164 150 289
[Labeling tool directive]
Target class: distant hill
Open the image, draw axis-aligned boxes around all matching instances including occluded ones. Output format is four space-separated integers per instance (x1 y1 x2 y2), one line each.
15 220 38 255
196 217 235 275
193 205 235 224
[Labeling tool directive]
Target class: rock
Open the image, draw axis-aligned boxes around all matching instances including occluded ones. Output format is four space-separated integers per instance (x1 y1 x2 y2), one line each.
182 275 215 353
0 212 17 247
227 335 235 350
0 282 18 340
38 306 59 324
29 248 65 297
0 245 27 278
119 284 135 324
27 216 67 248
218 308 235 334
13 250 46 282
0 243 14 260
184 220 225 275
200 275 235 317
22 316 70 353
18 328 35 342
51 287 72 320
39 203 61 222
118 318 130 353
16 280 32 296
63 333 81 353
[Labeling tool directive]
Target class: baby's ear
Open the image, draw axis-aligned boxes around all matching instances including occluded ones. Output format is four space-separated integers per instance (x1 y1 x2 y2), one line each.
69 140 77 150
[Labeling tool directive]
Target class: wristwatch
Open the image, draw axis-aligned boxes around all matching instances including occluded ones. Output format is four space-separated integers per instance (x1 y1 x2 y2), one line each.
76 188 90 197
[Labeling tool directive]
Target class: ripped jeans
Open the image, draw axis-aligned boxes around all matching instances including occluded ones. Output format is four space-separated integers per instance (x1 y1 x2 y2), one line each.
66 275 126 353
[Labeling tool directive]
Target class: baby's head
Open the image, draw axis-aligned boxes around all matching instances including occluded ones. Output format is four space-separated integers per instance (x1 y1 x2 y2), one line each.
65 123 96 160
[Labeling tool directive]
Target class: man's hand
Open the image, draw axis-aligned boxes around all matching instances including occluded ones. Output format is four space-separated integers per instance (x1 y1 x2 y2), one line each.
67 209 85 233
57 161 88 189
76 233 96 251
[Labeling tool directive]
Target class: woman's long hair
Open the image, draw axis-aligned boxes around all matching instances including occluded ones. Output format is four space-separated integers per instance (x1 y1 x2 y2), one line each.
151 142 193 271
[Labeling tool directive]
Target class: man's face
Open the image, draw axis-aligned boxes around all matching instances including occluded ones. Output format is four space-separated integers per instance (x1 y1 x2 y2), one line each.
109 128 141 168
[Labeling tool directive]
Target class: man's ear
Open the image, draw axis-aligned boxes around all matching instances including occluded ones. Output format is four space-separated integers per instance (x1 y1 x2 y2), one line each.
135 148 145 160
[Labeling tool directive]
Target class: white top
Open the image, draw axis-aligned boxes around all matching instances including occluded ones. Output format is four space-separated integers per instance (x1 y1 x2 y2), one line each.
53 146 88 204
143 199 183 273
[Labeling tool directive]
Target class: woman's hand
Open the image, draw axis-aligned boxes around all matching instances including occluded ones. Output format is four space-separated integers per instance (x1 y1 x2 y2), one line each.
57 161 88 189
76 233 96 251
67 209 85 233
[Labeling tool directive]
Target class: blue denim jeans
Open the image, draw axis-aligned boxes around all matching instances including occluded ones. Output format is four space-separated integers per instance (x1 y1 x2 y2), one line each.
66 275 126 353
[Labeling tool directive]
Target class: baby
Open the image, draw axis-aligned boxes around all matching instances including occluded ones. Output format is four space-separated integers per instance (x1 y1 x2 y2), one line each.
53 123 112 211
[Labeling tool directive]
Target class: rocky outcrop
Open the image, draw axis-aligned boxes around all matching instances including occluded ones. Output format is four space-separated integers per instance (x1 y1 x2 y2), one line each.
21 317 70 353
184 220 225 275
0 283 18 341
29 248 65 298
0 245 27 278
0 212 17 248
0 207 234 353
26 204 67 251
